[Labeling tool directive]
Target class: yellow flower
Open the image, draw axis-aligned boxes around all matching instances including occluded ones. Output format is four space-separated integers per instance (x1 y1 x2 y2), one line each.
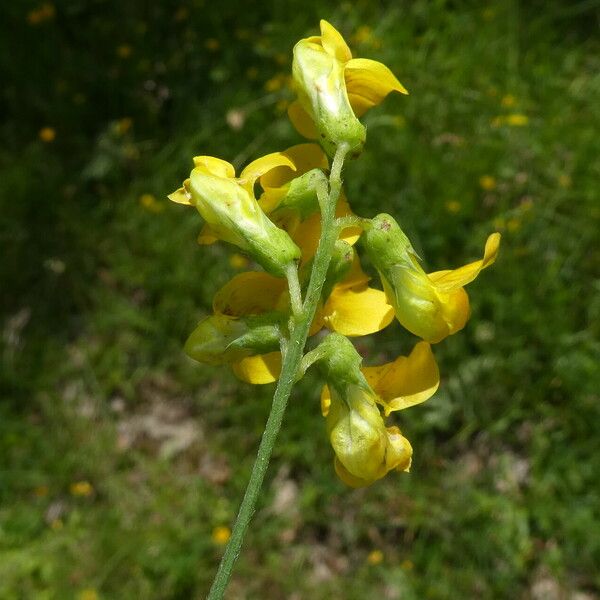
289 20 407 157
207 254 394 385
363 214 501 343
479 175 496 191
77 590 99 600
501 94 516 107
39 127 56 142
70 481 93 497
139 193 164 213
27 3 55 25
169 153 301 276
116 45 132 59
505 113 528 126
319 337 439 487
367 549 384 565
212 525 231 544
445 200 461 214
204 38 220 51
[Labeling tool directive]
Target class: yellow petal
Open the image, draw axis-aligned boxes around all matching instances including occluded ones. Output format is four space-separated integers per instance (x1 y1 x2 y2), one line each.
362 342 439 416
232 352 282 384
239 152 296 194
287 100 318 139
192 156 236 179
428 233 501 292
293 194 360 261
197 224 218 245
168 186 192 205
319 20 352 63
344 58 408 117
213 272 287 316
334 457 372 488
260 143 328 190
323 286 394 336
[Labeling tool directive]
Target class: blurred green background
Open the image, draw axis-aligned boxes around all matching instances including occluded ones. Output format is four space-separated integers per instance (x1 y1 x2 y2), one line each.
1 1 599 598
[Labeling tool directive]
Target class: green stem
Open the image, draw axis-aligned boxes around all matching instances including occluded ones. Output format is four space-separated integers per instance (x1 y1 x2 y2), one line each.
206 144 349 600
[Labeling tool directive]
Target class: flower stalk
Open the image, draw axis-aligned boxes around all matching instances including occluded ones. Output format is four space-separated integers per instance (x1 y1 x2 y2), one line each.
206 144 349 600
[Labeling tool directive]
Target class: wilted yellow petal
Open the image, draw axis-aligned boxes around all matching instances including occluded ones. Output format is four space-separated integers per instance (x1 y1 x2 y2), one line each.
232 352 282 384
345 58 408 117
323 286 394 336
192 156 236 179
428 233 501 292
319 20 352 62
362 342 439 415
287 100 318 139
213 272 287 316
334 457 372 487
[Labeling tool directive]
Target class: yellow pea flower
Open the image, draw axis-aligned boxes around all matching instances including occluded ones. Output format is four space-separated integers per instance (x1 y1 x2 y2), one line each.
363 214 501 343
319 335 439 487
207 254 395 385
289 20 408 157
168 153 301 277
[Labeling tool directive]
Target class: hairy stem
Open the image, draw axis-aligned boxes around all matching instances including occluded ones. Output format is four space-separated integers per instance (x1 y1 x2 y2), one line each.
206 144 349 600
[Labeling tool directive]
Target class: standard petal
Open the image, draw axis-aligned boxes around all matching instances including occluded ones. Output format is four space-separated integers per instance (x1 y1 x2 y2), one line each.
213 272 287 316
322 286 394 336
261 143 327 191
232 351 282 384
319 20 352 62
192 156 236 179
344 58 408 117
287 100 318 139
362 342 439 416
239 152 296 194
428 233 501 292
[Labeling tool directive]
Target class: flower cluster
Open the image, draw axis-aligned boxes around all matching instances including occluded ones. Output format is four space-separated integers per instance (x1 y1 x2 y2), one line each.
168 21 500 487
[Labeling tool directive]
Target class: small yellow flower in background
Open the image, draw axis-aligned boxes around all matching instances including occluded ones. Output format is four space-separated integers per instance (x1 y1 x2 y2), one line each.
558 174 572 188
479 175 496 191
229 253 249 270
445 200 461 214
204 38 220 51
264 74 287 92
401 559 414 570
505 113 528 126
507 218 521 232
39 127 56 143
352 25 373 45
50 518 63 530
174 6 189 22
501 94 516 107
117 45 132 59
27 3 55 25
139 193 164 213
34 485 49 497
212 526 231 545
367 549 384 565
77 589 99 600
116 117 133 135
70 480 94 497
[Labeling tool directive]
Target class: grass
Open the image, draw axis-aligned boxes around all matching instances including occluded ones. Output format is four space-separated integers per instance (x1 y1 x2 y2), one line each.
1 1 599 598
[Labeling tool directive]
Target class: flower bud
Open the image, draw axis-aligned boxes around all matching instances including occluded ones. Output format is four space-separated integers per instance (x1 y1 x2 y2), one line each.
184 314 281 366
292 31 366 157
188 168 301 277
